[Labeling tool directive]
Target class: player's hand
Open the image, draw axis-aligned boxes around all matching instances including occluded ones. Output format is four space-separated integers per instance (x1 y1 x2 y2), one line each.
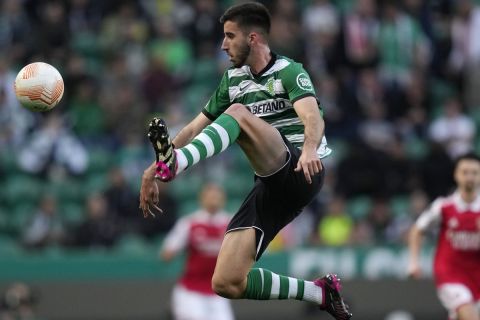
294 147 322 184
139 164 163 218
407 262 422 279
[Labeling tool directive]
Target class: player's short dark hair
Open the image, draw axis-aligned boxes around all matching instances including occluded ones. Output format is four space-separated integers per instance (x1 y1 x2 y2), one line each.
454 152 480 168
219 2 271 35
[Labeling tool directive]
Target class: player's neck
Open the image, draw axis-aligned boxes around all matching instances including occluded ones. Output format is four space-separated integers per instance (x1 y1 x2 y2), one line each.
247 45 272 75
459 189 477 203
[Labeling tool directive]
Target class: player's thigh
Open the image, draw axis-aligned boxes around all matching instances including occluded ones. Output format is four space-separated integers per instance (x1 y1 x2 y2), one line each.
172 285 207 320
438 283 476 319
213 228 256 285
207 296 235 320
225 104 287 176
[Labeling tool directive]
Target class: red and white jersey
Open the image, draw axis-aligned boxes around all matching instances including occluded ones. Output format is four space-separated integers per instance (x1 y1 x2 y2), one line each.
163 210 231 295
416 191 480 287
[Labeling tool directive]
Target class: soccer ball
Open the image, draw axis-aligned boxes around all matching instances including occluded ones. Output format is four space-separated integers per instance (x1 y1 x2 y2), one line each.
14 62 64 112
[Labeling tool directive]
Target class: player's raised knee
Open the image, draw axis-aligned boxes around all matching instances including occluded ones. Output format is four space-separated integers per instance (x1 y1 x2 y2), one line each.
225 103 250 119
211 274 245 299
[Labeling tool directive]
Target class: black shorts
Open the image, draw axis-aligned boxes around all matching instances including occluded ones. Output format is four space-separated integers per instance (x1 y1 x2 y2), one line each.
226 135 325 260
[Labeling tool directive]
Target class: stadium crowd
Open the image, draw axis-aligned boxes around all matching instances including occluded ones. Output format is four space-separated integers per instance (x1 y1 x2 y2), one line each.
1 0 480 251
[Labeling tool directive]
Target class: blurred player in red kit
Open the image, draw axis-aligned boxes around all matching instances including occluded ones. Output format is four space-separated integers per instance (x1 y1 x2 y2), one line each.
408 153 480 320
161 184 234 320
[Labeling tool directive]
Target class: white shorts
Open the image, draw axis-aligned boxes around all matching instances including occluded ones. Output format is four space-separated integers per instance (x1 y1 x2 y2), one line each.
172 284 235 320
437 283 480 319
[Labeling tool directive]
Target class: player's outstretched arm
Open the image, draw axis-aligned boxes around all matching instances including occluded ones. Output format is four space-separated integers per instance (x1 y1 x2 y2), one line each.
172 113 213 148
159 217 189 261
407 225 424 279
293 96 324 184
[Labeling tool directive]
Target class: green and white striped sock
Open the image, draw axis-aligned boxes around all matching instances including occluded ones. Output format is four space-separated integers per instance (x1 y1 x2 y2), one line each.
176 113 240 174
243 268 323 304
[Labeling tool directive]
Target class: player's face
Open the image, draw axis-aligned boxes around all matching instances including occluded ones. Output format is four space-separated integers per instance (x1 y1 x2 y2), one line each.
200 185 225 214
454 159 480 192
222 21 251 68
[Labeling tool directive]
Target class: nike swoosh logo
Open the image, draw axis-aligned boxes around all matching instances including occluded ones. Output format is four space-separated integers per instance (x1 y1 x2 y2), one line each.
239 82 249 91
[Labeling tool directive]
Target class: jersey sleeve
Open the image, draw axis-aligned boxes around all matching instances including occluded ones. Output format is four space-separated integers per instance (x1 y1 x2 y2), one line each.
415 198 444 231
280 62 317 104
202 71 231 121
162 217 190 253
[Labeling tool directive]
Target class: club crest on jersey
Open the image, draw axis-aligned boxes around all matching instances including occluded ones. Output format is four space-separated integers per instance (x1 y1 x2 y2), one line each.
448 217 459 229
266 77 275 95
296 73 313 91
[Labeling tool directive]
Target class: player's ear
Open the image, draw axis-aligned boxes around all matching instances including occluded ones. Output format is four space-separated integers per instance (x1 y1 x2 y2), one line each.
248 32 256 44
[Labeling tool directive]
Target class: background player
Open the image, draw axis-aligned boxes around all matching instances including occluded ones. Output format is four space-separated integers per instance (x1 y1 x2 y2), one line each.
140 2 351 319
408 153 480 320
161 184 234 320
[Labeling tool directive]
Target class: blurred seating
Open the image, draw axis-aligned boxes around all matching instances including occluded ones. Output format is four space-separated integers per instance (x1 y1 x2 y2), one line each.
0 0 478 256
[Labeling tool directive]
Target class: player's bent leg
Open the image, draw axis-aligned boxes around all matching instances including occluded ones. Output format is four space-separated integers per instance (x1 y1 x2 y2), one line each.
211 230 351 319
212 228 257 299
224 103 288 176
149 103 287 181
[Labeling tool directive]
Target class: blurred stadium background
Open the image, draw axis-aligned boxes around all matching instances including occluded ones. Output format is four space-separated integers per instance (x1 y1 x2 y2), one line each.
1 0 479 319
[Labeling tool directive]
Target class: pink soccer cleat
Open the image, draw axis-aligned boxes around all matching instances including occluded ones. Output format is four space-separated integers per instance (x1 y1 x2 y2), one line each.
315 274 352 320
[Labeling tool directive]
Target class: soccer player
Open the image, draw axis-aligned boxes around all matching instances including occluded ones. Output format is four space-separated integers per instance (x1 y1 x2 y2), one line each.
161 184 234 320
408 153 480 320
140 3 351 319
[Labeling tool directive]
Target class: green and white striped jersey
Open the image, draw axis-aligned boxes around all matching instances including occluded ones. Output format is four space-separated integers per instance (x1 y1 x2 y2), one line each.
202 53 332 158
